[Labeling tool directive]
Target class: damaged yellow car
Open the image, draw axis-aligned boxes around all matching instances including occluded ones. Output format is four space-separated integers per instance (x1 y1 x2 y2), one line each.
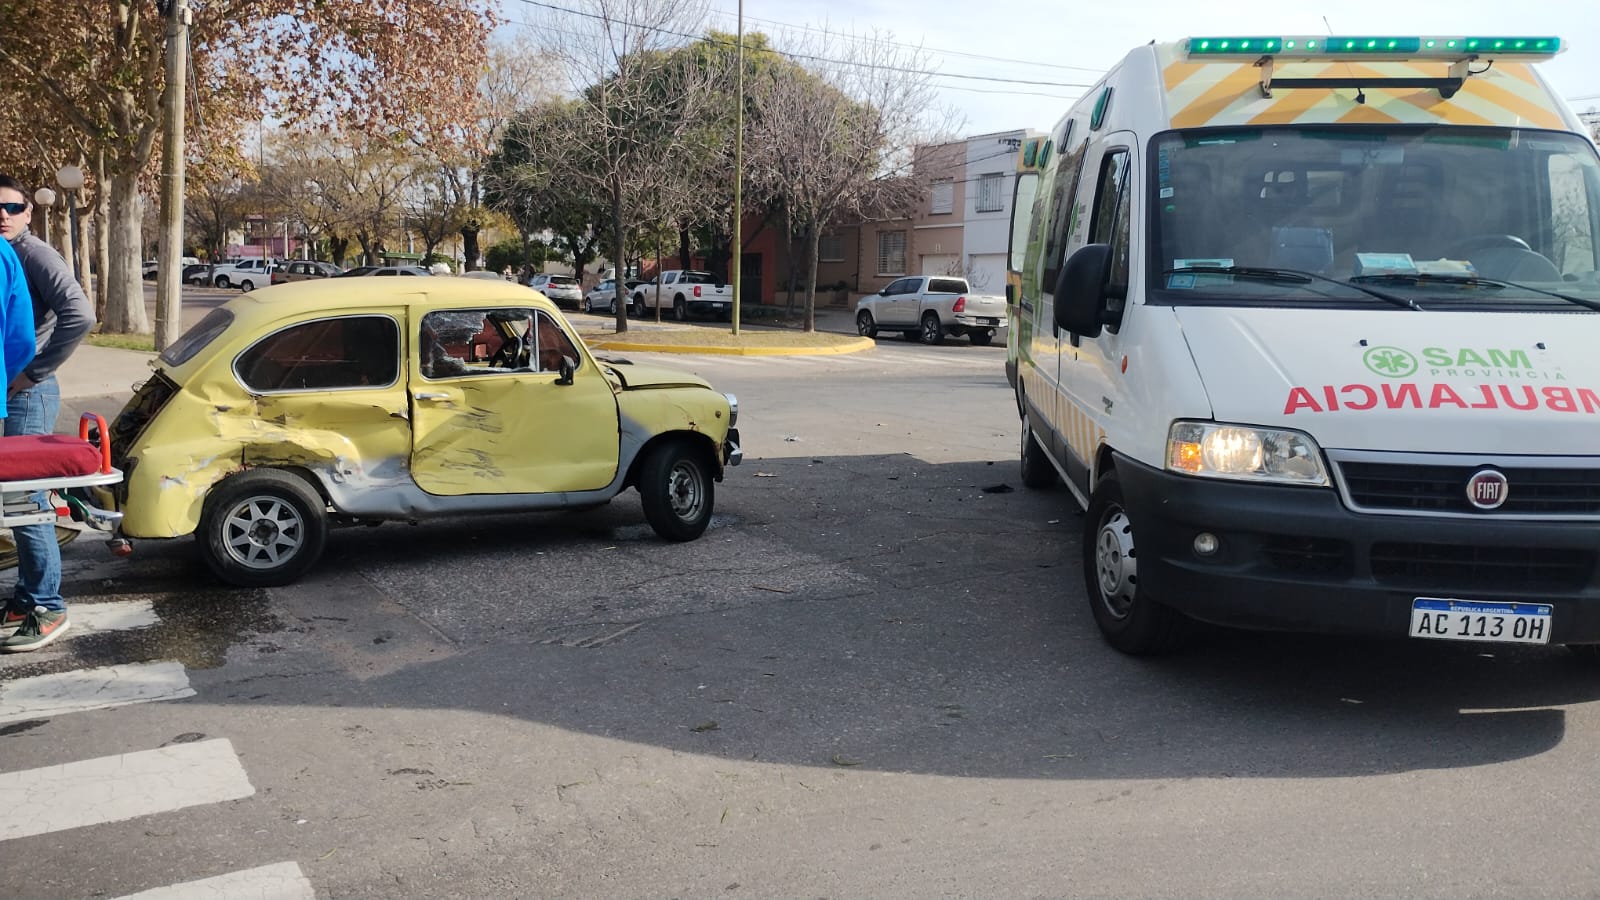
103 278 741 587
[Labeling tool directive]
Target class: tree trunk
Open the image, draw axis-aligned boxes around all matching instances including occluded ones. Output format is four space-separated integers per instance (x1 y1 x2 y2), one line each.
803 218 820 333
92 151 111 322
74 197 92 302
104 173 149 334
329 236 349 266
609 178 627 333
677 226 691 271
461 222 480 271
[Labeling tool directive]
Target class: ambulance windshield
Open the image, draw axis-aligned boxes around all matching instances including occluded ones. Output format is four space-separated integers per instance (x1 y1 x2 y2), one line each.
1152 127 1600 305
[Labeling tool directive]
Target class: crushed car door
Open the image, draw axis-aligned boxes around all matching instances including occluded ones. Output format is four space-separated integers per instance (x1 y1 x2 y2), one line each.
409 307 621 495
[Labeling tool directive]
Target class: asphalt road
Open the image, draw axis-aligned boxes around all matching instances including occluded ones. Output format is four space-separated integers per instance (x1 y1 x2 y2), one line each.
4 338 1599 899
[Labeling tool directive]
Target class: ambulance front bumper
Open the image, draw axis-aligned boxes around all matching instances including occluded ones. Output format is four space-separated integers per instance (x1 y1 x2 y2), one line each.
1115 456 1600 644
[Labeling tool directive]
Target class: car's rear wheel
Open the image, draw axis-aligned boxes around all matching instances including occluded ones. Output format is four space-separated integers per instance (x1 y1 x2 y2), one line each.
214 275 231 289
970 330 994 346
198 469 328 587
673 296 688 321
856 310 878 338
919 312 944 345
638 440 714 542
1020 413 1058 489
240 279 255 292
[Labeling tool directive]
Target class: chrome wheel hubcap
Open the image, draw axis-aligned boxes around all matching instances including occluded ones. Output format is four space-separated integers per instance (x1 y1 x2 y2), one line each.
221 496 304 569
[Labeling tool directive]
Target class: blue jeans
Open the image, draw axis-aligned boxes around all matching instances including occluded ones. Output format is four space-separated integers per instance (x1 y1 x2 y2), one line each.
6 376 64 613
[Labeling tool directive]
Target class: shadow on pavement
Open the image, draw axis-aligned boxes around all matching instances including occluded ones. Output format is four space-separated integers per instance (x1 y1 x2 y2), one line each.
43 453 1599 782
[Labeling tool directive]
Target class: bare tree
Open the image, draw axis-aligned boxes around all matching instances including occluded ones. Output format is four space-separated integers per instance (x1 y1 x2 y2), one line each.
747 29 958 331
529 0 714 332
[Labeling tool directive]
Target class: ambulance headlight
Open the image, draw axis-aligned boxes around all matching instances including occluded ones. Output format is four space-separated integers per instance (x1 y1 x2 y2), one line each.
1166 421 1329 486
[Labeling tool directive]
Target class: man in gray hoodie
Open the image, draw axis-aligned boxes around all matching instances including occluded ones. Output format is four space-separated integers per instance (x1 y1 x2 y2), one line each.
0 173 96 653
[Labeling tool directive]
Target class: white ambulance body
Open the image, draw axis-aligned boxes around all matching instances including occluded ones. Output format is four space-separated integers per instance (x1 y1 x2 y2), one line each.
1011 36 1600 655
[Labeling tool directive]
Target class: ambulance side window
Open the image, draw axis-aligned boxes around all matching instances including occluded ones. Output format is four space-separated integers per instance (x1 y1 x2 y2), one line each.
1088 150 1133 325
1041 120 1088 299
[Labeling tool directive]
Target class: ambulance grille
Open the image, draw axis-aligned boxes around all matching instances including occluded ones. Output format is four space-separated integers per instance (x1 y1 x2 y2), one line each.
1370 542 1594 591
1337 461 1600 516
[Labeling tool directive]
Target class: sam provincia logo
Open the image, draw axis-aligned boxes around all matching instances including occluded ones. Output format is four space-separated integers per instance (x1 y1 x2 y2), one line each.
1286 345 1598 415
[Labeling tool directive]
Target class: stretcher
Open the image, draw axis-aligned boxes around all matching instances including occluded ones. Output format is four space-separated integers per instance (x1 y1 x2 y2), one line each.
0 413 123 532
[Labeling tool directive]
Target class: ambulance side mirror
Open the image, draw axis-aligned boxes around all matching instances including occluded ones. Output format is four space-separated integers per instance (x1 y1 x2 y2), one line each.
1053 243 1111 339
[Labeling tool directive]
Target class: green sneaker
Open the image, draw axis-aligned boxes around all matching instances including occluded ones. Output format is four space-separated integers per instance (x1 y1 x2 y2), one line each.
1 607 70 653
0 605 26 636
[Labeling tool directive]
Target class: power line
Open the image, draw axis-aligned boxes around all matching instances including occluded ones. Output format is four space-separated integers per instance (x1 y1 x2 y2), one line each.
508 0 1096 88
703 5 1108 75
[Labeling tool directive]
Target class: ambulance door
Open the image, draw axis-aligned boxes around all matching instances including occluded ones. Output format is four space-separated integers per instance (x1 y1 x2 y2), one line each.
1058 135 1135 496
1029 115 1091 476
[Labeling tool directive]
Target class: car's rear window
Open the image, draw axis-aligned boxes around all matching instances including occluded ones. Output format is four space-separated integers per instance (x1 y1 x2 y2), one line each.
236 316 400 392
681 272 718 284
549 275 577 286
928 278 968 294
160 308 234 367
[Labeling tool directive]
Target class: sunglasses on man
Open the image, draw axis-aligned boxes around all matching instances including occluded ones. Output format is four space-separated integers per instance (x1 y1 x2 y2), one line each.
0 202 26 215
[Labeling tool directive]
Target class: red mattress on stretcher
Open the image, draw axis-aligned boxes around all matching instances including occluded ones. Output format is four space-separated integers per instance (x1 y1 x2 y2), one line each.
0 434 106 482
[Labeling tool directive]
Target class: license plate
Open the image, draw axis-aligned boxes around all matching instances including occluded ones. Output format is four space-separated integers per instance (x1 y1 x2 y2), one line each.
1409 598 1552 645
981 317 998 326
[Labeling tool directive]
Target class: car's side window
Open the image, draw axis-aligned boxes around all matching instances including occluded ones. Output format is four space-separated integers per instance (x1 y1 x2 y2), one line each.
235 316 400 393
420 308 576 379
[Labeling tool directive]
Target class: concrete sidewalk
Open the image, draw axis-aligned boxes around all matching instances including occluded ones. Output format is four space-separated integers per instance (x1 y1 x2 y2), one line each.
53 343 156 430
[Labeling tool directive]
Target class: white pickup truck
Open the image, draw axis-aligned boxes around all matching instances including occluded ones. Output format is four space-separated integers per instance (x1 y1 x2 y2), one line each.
209 257 276 291
630 270 734 320
854 275 1007 345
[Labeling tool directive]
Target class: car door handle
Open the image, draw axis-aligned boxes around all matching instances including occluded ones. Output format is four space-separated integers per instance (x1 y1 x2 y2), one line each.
414 391 450 401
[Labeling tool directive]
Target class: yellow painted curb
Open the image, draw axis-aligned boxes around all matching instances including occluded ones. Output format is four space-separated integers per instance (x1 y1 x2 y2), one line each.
587 336 878 356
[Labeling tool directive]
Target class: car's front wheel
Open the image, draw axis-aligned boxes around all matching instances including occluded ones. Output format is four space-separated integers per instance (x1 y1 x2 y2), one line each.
632 295 647 317
856 310 878 338
198 469 329 587
1083 469 1189 655
638 440 714 542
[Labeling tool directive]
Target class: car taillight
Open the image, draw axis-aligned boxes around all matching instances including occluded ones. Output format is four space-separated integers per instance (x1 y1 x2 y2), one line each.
693 285 702 297
953 296 966 313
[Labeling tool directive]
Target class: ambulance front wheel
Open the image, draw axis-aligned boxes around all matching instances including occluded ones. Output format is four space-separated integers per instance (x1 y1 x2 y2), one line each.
1083 469 1189 655
1019 414 1057 489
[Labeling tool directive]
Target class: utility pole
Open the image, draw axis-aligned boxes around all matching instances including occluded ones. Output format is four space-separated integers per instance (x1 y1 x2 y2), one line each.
730 0 744 335
154 0 190 352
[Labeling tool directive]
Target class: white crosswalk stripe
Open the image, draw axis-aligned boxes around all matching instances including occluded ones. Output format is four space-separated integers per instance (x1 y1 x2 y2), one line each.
0 598 310 897
0 659 195 724
111 862 315 900
0 738 254 841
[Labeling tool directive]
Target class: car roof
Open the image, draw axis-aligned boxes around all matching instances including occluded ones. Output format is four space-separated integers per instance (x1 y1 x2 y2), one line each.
216 277 559 331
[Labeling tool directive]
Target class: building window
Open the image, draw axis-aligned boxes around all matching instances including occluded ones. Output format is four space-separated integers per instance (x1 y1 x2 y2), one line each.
819 233 845 262
877 231 907 275
930 179 954 215
976 173 1004 213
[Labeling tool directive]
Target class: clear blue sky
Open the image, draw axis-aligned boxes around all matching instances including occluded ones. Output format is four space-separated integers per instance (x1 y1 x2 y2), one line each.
700 0 1600 136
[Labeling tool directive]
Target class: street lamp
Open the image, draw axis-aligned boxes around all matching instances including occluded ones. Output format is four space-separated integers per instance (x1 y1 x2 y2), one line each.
55 165 86 286
31 187 55 246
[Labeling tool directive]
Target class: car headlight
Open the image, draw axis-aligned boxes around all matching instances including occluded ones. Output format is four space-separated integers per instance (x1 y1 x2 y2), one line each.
1166 421 1328 486
723 392 738 428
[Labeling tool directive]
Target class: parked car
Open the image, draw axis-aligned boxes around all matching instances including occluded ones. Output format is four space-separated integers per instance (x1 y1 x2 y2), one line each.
181 263 212 286
460 270 514 281
584 279 645 314
854 275 1006 345
365 266 433 277
210 258 276 291
144 256 200 280
338 265 380 278
631 270 733 320
526 273 583 309
272 260 343 285
99 278 743 587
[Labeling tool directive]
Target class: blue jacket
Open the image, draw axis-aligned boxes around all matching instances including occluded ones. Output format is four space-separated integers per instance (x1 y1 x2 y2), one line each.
0 239 37 413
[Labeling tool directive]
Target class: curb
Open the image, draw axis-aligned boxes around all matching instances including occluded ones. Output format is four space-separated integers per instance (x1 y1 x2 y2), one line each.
587 336 877 357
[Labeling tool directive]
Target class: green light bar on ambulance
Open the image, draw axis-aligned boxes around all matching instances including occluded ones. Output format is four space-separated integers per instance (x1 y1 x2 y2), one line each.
1185 35 1562 60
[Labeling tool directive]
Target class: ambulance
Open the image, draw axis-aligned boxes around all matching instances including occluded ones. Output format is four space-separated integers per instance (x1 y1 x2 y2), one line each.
1010 36 1600 656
